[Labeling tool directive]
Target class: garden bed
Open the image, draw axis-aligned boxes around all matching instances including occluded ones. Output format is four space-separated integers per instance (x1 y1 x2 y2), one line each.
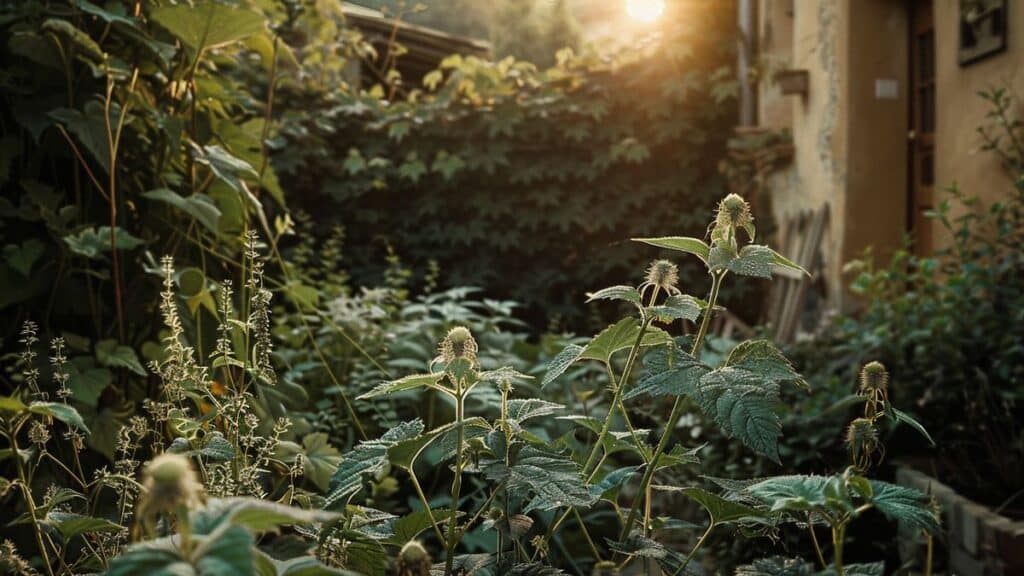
896 467 1024 576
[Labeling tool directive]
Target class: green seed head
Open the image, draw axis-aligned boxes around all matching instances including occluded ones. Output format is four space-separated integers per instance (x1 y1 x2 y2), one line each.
717 193 754 232
439 326 478 364
138 453 204 519
645 259 679 293
859 361 889 393
591 560 620 576
845 417 879 455
396 540 431 576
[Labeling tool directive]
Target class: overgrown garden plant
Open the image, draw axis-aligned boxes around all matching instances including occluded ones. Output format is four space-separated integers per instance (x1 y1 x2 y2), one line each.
338 194 941 575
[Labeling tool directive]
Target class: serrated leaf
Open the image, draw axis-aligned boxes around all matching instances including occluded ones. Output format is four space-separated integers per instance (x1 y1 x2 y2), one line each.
727 245 774 278
690 367 783 461
506 399 564 424
485 445 596 513
387 417 489 470
95 339 147 376
647 294 703 322
580 318 672 364
193 498 339 534
586 285 642 305
386 508 457 546
357 372 444 400
626 343 708 400
745 475 832 514
663 487 766 524
724 340 804 386
430 554 492 576
46 511 121 540
541 344 584 388
325 420 424 507
198 431 235 461
28 402 90 434
607 533 689 575
868 480 941 534
590 465 640 499
64 226 144 258
633 236 710 265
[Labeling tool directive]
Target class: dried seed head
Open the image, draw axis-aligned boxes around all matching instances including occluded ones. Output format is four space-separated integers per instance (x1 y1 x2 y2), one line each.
28 420 50 446
396 540 431 576
439 326 478 365
645 259 679 293
138 453 204 517
859 361 889 393
846 417 879 470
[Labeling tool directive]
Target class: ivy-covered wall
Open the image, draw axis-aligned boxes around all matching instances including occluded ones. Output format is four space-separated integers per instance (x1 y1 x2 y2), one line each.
275 0 743 326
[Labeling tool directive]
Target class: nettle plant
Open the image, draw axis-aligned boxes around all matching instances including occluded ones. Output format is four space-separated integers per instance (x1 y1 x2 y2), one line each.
345 194 940 575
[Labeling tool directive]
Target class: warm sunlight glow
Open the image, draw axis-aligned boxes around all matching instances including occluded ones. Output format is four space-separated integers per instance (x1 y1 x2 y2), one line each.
625 0 665 23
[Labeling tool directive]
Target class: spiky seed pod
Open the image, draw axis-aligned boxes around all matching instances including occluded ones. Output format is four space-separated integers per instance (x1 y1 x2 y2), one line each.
644 259 680 293
396 540 431 576
438 326 478 365
859 361 890 394
711 193 755 247
137 453 204 519
846 417 880 470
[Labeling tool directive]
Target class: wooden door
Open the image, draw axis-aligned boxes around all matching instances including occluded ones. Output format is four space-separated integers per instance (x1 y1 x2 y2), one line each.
909 0 935 253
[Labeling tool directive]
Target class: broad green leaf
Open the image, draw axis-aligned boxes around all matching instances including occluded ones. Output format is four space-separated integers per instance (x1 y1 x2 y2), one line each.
192 144 258 196
625 343 708 400
271 555 361 576
633 236 710 265
197 431 235 461
50 102 115 172
68 366 112 406
194 525 255 575
144 189 222 235
193 498 340 534
585 285 642 305
485 444 596 513
889 405 935 446
653 443 703 471
46 511 121 540
325 420 424 507
506 399 564 425
29 401 90 434
274 433 341 492
41 19 105 63
695 368 782 461
647 294 703 322
3 239 45 276
541 344 584 388
746 475 832 514
674 487 766 524
64 226 144 258
868 481 941 534
580 318 671 363
590 465 640 499
95 339 147 376
386 508 458 546
607 533 688 575
106 541 193 576
727 245 774 278
150 1 265 53
357 372 444 400
724 340 804 387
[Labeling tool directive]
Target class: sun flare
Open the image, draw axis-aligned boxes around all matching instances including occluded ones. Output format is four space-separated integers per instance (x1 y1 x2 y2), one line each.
625 0 665 23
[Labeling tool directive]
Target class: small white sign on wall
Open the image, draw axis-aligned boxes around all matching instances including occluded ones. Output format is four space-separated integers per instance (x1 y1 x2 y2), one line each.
875 79 899 100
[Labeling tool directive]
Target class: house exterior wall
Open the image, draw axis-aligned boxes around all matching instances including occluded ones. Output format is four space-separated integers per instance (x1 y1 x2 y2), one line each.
757 0 1024 314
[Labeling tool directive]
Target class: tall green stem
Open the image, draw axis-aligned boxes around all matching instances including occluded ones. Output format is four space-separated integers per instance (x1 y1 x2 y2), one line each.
619 271 724 542
673 521 714 576
832 524 846 576
9 428 55 576
444 393 466 576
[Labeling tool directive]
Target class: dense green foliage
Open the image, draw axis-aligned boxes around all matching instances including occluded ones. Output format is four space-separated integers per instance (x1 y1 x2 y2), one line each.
274 0 743 325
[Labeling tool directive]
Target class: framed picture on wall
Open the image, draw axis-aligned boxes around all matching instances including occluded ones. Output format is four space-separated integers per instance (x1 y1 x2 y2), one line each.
959 0 1008 65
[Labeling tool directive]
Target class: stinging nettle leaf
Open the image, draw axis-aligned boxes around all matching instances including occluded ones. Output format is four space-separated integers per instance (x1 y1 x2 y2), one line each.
357 372 444 400
633 236 710 265
580 318 672 364
150 1 266 53
647 294 704 322
692 367 783 462
541 344 584 388
626 343 709 400
586 285 642 305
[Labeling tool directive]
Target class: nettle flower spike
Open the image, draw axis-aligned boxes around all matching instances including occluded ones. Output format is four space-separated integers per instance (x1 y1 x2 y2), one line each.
640 259 681 298
439 326 478 366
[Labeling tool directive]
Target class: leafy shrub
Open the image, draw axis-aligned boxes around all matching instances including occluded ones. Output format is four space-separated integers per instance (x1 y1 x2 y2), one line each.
272 0 750 326
1 195 941 575
787 88 1024 508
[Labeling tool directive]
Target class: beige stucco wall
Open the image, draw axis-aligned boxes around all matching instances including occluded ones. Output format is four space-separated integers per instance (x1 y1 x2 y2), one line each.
933 0 1024 226
758 0 1023 315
